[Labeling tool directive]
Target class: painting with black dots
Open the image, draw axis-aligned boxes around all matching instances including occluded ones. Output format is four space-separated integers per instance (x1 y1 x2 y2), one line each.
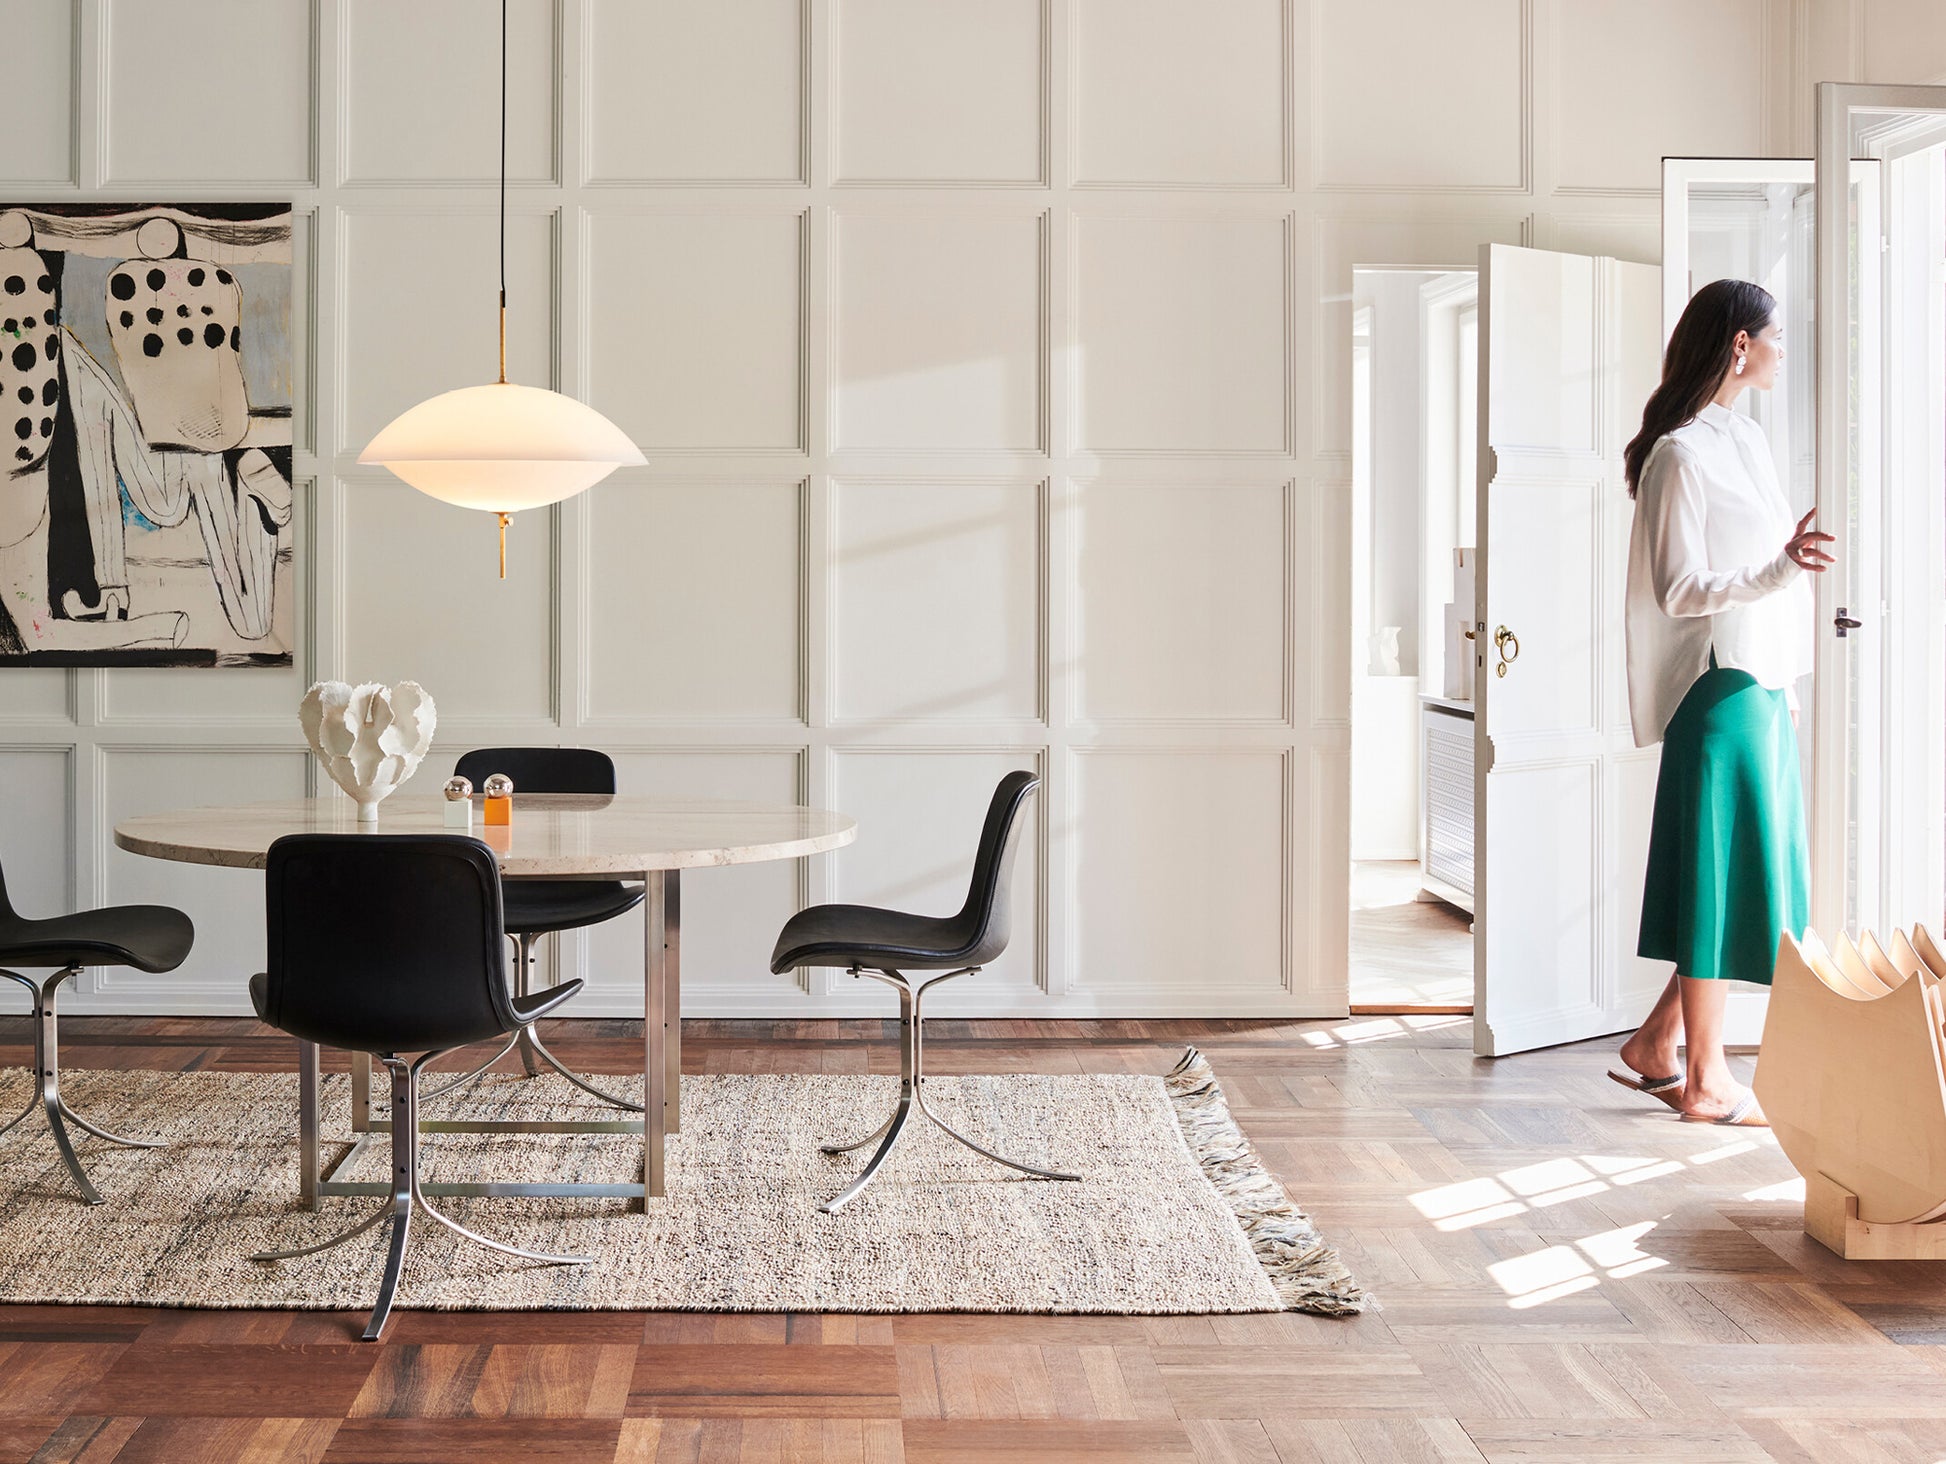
0 203 292 667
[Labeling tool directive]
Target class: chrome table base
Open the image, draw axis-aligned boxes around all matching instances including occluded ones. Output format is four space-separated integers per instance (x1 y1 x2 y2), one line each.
1 965 165 1205
296 870 681 1212
819 965 1080 1214
255 1048 589 1340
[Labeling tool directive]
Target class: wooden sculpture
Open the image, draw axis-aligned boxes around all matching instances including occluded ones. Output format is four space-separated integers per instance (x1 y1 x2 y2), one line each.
1758 928 1946 1258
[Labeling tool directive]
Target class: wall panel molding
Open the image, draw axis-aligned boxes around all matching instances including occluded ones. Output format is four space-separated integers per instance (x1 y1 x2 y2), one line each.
0 0 1870 1017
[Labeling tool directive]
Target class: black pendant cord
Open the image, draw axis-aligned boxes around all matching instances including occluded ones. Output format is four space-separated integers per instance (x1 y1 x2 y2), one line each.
497 0 507 384
496 0 508 575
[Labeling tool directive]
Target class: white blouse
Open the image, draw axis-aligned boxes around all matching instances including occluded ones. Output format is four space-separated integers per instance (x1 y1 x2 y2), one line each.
1624 401 1813 748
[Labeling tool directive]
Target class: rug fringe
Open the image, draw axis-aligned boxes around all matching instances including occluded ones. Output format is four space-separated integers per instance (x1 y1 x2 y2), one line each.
1163 1046 1370 1316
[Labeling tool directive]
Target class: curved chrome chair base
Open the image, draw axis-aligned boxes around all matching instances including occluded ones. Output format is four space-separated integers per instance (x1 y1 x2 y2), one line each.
818 966 1080 1215
1 966 167 1206
252 1048 590 1341
424 935 644 1113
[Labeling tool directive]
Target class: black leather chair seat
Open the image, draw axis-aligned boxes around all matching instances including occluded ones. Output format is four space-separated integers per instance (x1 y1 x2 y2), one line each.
500 879 643 937
770 904 982 974
0 905 194 973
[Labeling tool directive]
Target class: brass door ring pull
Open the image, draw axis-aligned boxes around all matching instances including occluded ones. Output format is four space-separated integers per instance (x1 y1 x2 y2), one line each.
1493 625 1519 678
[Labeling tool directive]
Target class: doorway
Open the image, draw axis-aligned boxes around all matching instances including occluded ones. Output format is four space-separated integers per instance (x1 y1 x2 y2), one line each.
1348 266 1478 1013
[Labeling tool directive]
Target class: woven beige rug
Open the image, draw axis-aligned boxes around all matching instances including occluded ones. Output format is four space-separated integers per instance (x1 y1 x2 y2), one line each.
0 1049 1365 1317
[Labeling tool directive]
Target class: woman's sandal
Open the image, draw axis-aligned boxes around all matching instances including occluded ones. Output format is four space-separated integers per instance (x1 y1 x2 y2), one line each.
1678 1090 1769 1127
1606 1068 1686 1112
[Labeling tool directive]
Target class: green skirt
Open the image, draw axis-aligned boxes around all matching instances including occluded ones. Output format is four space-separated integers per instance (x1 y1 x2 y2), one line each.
1638 665 1809 985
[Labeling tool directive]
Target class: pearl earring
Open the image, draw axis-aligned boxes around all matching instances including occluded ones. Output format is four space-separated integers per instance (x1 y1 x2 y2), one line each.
1734 355 1745 376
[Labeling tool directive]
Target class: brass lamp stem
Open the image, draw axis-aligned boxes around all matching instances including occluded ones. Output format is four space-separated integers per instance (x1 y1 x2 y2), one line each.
498 290 507 385
497 511 510 579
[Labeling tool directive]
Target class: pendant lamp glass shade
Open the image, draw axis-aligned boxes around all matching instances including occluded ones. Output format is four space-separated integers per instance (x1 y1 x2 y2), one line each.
358 382 644 514
357 0 642 575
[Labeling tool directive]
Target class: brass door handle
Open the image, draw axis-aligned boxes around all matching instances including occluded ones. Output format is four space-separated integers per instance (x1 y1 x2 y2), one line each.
1493 625 1519 678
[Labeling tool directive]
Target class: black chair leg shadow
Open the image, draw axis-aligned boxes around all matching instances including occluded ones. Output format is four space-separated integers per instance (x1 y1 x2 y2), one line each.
819 964 1080 1214
252 1048 590 1342
2 966 166 1206
422 934 643 1112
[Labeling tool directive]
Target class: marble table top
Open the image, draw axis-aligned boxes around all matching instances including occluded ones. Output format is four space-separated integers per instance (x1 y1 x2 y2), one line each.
114 794 856 875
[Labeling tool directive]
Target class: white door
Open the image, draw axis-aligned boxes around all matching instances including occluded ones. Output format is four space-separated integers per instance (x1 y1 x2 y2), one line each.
1473 243 1664 1057
1813 84 1946 940
1659 156 1821 1043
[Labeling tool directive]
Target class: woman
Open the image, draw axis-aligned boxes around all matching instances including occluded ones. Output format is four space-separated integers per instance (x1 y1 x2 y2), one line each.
1609 278 1832 1126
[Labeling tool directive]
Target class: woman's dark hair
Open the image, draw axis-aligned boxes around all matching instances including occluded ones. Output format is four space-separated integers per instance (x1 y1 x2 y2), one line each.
1623 278 1776 497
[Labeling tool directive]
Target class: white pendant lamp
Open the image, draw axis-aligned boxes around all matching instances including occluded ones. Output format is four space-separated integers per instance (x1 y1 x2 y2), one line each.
358 0 642 577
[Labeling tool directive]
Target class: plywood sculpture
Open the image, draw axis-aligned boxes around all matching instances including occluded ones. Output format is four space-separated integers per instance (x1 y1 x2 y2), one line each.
1758 927 1946 1258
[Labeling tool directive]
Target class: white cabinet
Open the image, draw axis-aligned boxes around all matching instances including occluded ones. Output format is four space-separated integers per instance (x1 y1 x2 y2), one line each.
1421 697 1474 914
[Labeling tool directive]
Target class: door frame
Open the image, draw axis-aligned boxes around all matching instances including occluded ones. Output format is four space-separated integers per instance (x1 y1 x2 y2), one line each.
1659 154 1817 1044
1814 83 1946 938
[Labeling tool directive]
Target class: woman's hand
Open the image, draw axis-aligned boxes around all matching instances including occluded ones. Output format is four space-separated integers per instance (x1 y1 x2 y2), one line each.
1787 509 1835 572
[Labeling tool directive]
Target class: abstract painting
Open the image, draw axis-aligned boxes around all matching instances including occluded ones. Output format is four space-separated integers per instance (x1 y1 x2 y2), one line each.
0 203 292 667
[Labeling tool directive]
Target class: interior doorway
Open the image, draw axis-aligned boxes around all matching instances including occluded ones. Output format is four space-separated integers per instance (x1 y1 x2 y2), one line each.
1348 266 1478 1013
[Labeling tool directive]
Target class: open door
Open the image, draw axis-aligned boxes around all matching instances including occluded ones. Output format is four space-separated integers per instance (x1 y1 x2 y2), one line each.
1473 244 1663 1056
1813 84 1946 941
1659 156 1822 1043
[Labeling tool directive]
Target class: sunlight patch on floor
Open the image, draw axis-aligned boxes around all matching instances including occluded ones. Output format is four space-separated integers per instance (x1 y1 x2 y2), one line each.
1411 1140 1791 1233
1301 1013 1473 1048
1488 1222 1670 1307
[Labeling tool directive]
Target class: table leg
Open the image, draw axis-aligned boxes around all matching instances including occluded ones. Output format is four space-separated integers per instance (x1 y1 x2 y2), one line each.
643 870 667 1206
351 1050 371 1132
298 1039 319 1212
665 870 681 1134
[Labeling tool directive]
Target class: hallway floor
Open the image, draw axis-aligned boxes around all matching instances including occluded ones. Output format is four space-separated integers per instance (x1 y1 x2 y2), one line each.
0 1013 1934 1462
1351 860 1473 1008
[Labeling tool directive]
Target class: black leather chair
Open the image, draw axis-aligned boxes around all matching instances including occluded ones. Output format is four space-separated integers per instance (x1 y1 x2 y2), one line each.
430 747 644 1111
248 834 591 1341
769 771 1078 1213
0 853 192 1204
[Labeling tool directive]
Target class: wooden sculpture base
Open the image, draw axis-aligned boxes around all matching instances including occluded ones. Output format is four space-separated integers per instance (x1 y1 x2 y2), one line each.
1805 1172 1946 1260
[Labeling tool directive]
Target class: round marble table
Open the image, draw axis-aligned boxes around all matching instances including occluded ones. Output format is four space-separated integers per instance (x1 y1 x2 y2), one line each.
114 794 856 1209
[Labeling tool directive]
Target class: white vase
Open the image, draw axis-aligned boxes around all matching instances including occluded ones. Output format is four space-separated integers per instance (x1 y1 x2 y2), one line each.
1372 625 1401 677
298 680 437 823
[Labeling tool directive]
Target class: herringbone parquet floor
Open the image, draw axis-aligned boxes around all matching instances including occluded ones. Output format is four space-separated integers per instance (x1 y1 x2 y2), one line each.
0 1013 1939 1463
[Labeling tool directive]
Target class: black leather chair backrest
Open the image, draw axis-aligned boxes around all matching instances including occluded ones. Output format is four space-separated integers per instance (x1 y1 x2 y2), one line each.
261 835 519 1054
454 747 616 796
954 771 1038 967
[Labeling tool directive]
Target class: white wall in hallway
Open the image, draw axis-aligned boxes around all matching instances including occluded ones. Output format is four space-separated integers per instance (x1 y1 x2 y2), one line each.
0 0 1936 1017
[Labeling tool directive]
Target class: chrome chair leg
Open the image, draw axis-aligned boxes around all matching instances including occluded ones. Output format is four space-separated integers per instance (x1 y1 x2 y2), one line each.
820 973 919 1214
36 997 98 1206
818 965 1078 1212
420 1030 521 1100
54 1101 165 1149
0 1091 34 1138
252 1048 591 1342
819 1108 896 1156
423 934 644 1112
250 1195 394 1262
2 965 166 1205
909 970 1079 1184
521 1027 644 1112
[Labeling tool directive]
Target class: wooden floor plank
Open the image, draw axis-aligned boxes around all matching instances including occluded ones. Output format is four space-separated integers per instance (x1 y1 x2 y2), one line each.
0 1012 1929 1459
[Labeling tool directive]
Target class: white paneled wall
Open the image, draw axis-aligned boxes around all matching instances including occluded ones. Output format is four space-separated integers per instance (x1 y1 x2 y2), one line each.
0 0 1930 1018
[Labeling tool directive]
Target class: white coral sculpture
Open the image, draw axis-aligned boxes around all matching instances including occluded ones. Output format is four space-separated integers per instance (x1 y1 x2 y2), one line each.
298 681 437 823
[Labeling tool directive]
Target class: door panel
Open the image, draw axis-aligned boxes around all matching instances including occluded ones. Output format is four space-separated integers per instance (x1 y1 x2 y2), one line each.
1659 156 1824 1040
1474 243 1663 1056
1814 84 1946 941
